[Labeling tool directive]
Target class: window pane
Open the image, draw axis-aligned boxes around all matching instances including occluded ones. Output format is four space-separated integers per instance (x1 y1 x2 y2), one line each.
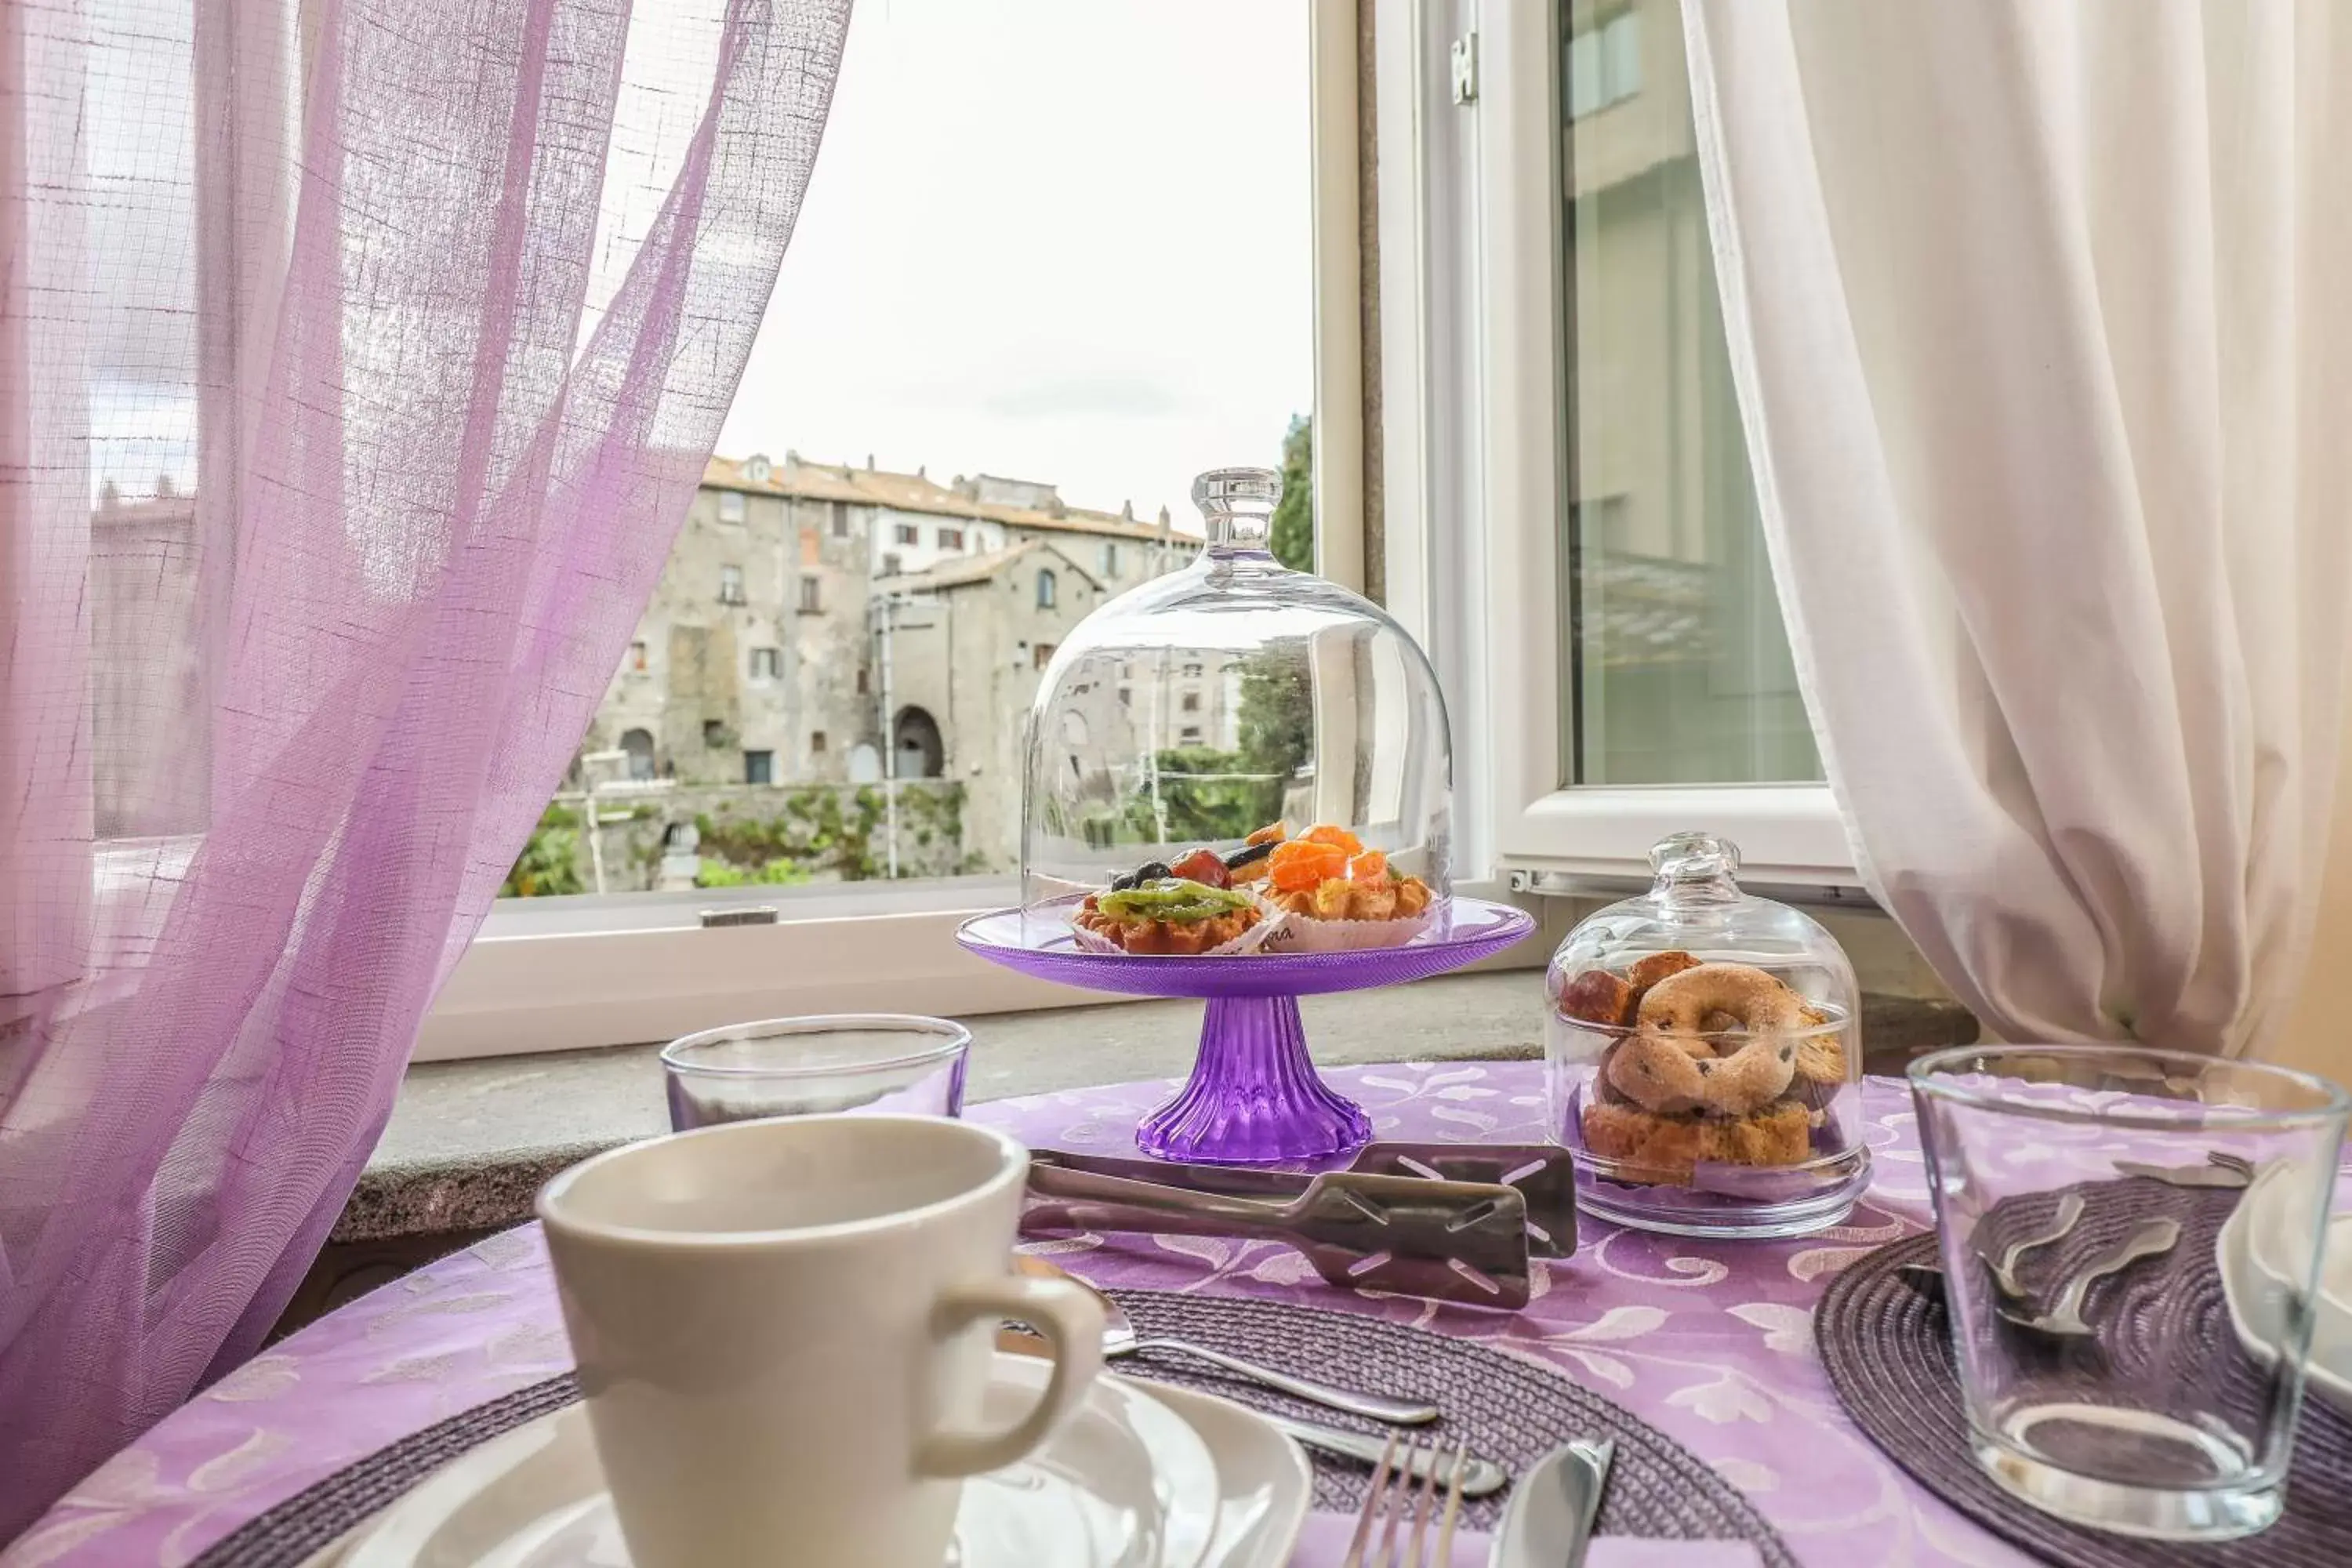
521 1 1312 897
1558 0 1821 786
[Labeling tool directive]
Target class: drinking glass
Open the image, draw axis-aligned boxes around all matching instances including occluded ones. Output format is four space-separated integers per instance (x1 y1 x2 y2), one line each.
662 1014 971 1131
1910 1044 2349 1541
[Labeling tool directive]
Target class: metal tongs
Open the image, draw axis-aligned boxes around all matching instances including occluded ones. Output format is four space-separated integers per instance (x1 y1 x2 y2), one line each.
1022 1142 1577 1309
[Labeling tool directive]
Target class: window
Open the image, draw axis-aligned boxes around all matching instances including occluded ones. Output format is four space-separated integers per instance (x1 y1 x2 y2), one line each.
718 564 746 604
1180 691 1200 713
1117 687 1131 706
1033 642 1056 670
750 647 782 679
702 719 728 747
1559 0 1815 788
718 490 746 524
743 749 775 784
448 1 1321 1059
628 641 648 673
810 731 828 753
798 575 822 613
1101 542 1120 575
1179 726 1203 744
1181 662 1203 678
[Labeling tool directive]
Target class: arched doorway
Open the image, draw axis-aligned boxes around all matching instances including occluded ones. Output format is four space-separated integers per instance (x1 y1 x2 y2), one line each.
892 706 945 779
619 728 656 780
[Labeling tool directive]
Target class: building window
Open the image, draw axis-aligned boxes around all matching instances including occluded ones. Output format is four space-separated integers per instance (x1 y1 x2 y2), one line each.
798 575 822 613
880 553 902 577
628 640 648 673
1179 726 1203 744
830 499 851 538
703 719 728 747
1567 9 1642 120
750 647 782 680
1033 642 1056 670
620 728 656 780
938 526 964 550
1036 569 1057 608
811 731 828 754
718 491 746 524
744 454 772 483
1117 687 1131 706
718 564 746 604
743 749 775 784
1181 691 1200 713
1181 662 1203 678
856 667 870 695
1101 542 1120 575
894 522 919 546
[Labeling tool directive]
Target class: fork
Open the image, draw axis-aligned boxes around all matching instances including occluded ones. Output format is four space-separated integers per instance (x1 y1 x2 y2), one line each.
1341 1431 1471 1568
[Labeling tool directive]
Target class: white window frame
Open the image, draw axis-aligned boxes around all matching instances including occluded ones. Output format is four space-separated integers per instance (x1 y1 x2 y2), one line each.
417 0 1381 1061
1370 0 1857 893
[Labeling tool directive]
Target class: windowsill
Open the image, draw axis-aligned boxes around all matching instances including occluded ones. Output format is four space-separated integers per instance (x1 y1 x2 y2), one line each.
339 971 1979 1245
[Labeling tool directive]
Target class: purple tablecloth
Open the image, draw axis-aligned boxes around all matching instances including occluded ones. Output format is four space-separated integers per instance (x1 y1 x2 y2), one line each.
4 1065 2032 1566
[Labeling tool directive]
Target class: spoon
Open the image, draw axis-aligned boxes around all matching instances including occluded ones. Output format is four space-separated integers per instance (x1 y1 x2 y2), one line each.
1980 1190 2086 1298
1009 1257 1442 1425
1997 1217 2181 1338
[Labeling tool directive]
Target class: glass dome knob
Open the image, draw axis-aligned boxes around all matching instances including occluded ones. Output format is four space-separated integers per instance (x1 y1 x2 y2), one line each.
1649 829 1741 895
1192 466 1280 552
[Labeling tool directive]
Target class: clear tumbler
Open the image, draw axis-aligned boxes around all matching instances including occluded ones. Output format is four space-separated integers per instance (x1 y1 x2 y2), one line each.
1910 1044 2348 1541
662 1014 971 1131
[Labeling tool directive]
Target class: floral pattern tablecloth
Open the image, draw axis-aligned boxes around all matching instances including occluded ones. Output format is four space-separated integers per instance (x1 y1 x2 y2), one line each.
0 1064 2158 1567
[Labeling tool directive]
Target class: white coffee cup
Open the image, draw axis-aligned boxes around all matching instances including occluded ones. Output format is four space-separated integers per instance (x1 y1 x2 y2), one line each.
537 1114 1104 1568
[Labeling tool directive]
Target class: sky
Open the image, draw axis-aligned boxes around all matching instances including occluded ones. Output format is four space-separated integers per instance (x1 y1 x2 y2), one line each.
713 0 1317 530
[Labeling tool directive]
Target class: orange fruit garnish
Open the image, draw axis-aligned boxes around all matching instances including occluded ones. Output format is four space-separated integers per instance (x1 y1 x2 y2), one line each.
1299 824 1363 855
1268 838 1347 891
1347 850 1389 884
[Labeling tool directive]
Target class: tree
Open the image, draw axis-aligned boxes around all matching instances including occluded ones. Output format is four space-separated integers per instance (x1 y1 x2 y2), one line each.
1270 414 1313 572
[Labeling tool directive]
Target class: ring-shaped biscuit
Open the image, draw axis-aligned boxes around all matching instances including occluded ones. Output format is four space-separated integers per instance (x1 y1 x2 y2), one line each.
1635 963 1809 1035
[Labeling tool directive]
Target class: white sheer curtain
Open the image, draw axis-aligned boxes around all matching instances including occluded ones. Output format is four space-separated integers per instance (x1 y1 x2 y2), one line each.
1680 0 2352 1058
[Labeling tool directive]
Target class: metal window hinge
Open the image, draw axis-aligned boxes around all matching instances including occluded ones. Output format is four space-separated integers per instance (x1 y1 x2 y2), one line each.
1450 32 1479 105
700 906 781 928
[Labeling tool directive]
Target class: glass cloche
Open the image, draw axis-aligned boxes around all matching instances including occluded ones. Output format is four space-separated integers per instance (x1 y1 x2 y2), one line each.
1018 466 1452 947
1545 832 1869 1238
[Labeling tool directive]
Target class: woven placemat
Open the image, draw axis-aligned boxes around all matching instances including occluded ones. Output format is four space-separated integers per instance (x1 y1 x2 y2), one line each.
1817 1181 2352 1568
194 1285 1791 1566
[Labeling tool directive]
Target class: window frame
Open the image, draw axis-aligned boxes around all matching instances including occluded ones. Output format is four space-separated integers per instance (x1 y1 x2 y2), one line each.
1369 0 1857 891
419 0 1385 1059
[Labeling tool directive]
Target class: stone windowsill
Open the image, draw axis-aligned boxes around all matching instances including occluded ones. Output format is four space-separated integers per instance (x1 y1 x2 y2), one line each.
341 971 1977 1245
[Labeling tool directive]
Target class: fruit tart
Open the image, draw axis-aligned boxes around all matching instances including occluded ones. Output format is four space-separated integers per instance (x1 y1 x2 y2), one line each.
1258 825 1438 952
1073 877 1269 956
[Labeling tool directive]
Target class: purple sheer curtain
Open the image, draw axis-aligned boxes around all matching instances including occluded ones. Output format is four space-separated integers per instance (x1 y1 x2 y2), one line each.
0 0 850 1531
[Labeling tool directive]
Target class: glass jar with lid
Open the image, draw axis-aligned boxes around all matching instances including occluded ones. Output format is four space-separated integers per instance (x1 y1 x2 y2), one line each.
1545 831 1869 1237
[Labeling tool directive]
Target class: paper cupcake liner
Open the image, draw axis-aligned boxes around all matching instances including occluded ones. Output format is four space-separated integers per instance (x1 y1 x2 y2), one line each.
1069 910 1278 958
1260 895 1445 953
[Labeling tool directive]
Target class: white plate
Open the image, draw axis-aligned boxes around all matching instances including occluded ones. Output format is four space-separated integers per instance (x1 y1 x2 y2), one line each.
1130 1382 1311 1568
2216 1166 2352 1419
344 1355 1222 1568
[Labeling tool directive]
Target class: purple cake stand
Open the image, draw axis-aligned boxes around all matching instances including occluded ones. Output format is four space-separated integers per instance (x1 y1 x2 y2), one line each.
955 897 1536 1164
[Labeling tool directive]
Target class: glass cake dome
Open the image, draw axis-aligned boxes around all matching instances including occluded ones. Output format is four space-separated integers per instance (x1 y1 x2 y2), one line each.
1544 831 1870 1238
1018 466 1453 942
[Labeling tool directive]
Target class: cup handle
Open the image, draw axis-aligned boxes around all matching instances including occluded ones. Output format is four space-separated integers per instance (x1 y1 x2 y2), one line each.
915 1272 1105 1478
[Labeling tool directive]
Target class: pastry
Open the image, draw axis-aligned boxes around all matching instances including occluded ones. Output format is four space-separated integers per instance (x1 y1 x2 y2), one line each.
1075 878 1264 955
1558 970 1637 1029
1261 827 1434 924
1637 962 1809 1035
1582 1101 1813 1185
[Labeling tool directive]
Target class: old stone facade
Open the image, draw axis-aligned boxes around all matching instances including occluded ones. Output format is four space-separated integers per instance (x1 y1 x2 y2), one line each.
575 453 1196 873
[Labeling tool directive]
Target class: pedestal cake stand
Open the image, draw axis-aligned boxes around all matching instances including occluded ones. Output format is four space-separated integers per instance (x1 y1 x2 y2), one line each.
956 898 1536 1164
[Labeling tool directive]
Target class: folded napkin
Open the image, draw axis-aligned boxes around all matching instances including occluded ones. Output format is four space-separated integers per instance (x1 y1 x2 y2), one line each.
1288 1512 1765 1567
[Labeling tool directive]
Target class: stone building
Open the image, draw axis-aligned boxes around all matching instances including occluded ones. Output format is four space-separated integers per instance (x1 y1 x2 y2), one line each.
575 452 1195 871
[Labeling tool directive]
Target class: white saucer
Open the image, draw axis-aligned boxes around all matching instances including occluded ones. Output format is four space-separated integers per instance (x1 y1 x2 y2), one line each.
339 1353 1301 1568
2216 1164 2352 1419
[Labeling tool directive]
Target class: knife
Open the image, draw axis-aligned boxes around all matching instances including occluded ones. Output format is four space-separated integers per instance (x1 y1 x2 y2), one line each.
1490 1438 1613 1568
